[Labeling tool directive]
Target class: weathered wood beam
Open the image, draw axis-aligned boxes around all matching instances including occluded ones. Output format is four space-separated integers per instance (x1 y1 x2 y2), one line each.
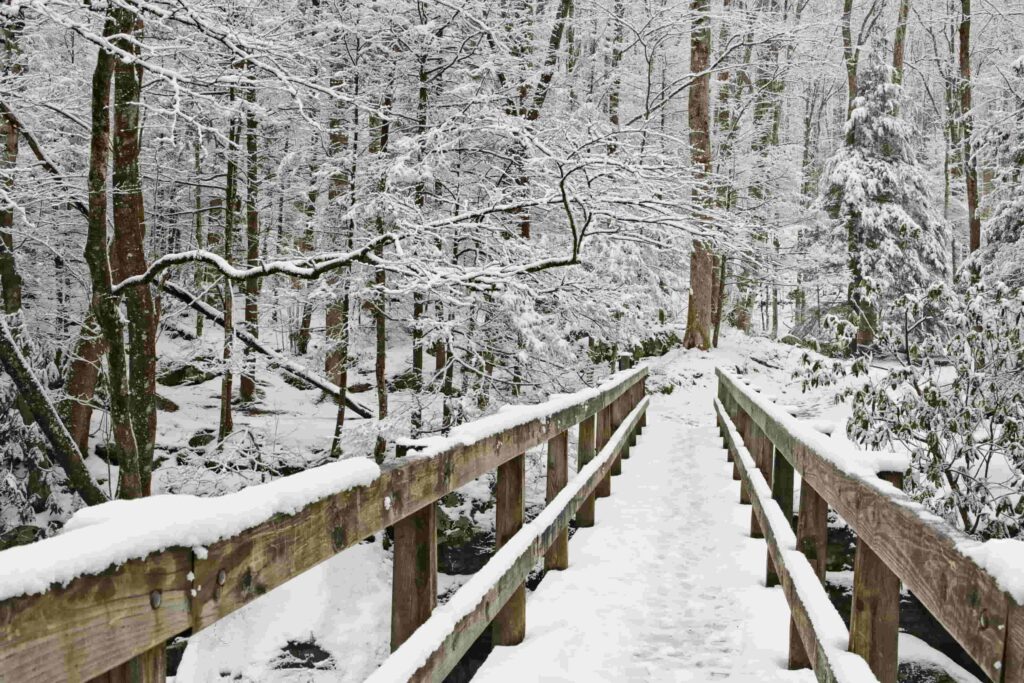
391 503 437 651
493 453 526 645
849 472 903 683
576 414 597 527
545 430 569 570
0 551 191 682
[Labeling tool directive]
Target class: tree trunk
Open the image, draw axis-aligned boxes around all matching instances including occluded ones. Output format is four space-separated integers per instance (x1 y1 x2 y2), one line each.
372 98 391 463
326 70 354 457
240 82 260 403
683 0 714 351
959 0 980 252
83 12 141 499
193 134 206 337
219 110 241 441
111 8 157 495
892 0 911 85
842 0 858 115
0 7 22 315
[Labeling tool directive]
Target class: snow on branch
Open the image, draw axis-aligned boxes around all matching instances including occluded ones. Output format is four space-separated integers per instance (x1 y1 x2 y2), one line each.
111 233 396 294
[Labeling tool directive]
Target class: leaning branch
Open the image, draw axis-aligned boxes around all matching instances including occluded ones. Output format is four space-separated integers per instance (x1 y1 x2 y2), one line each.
0 315 108 505
162 281 374 419
111 233 396 294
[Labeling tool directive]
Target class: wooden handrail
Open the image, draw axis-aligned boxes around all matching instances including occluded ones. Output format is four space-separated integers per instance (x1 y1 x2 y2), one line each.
716 367 1024 683
0 366 648 682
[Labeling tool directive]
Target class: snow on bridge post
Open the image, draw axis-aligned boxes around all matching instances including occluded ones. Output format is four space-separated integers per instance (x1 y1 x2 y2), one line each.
789 476 828 670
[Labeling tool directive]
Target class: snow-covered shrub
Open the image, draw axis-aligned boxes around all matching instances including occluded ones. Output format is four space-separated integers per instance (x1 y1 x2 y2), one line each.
0 314 83 547
801 282 1024 539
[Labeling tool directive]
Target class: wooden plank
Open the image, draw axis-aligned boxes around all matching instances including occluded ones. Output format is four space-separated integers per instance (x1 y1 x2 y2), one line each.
576 414 597 527
595 405 612 498
1004 601 1024 682
849 534 900 683
611 395 624 474
545 431 570 570
0 550 190 683
718 369 1017 682
718 397 877 683
391 504 437 651
791 477 829 670
87 644 166 683
493 453 526 645
849 472 902 683
400 397 649 681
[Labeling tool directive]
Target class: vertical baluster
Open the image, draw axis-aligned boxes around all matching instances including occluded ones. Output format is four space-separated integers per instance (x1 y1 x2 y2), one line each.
595 404 612 498
789 477 828 670
493 452 526 645
545 430 569 570
391 502 437 651
88 645 166 683
848 472 903 683
576 414 597 526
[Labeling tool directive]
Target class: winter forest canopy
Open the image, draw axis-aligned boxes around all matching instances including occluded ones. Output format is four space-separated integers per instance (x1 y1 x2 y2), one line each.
2 0 1024 669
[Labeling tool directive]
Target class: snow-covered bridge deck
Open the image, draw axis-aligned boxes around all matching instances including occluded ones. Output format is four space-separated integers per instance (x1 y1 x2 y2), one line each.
473 382 812 683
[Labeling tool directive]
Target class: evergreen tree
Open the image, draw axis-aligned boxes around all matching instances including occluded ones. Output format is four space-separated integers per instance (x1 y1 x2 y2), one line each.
973 56 1024 287
821 48 948 348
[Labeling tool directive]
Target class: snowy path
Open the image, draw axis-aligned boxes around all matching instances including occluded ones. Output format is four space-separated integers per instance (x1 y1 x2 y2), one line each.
473 382 816 683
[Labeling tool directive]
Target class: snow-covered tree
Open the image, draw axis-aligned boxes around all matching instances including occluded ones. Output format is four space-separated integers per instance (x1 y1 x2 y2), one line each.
820 47 948 350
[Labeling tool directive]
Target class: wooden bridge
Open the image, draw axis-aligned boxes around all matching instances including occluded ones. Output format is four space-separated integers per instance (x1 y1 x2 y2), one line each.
1 363 1022 682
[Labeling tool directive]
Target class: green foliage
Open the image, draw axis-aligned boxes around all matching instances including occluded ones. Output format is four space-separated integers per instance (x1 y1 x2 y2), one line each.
799 282 1024 539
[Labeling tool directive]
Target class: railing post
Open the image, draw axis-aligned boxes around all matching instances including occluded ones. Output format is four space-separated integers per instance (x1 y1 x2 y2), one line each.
789 477 829 670
628 381 640 448
88 645 166 683
848 471 903 683
576 414 597 526
767 446 794 589
735 409 752 502
391 503 438 651
493 452 526 645
638 377 647 432
595 404 612 498
611 394 624 474
748 422 770 540
545 430 569 570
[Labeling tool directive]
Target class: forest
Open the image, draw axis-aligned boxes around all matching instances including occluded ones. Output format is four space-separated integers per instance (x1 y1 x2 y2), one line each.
0 0 1023 679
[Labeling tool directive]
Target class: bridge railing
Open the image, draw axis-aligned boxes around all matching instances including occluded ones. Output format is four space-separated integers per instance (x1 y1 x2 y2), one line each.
0 363 647 683
716 367 1024 683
